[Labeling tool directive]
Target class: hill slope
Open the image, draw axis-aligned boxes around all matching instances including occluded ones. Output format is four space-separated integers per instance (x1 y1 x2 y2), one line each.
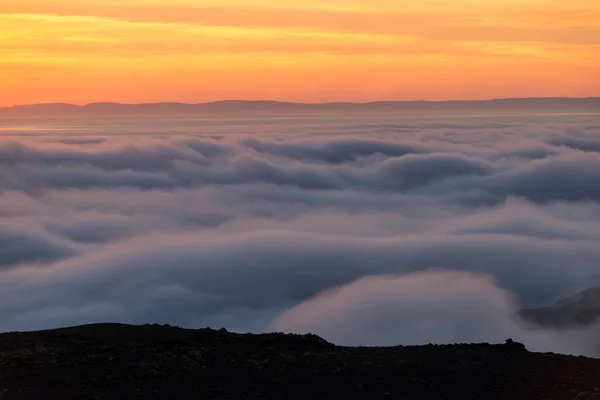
520 287 600 329
0 323 599 399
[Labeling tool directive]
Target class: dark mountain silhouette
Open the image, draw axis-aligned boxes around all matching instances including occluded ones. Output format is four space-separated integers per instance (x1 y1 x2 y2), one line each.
1 323 599 399
1 97 599 118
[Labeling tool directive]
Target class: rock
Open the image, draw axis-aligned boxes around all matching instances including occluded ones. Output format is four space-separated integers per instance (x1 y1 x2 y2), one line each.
503 338 527 352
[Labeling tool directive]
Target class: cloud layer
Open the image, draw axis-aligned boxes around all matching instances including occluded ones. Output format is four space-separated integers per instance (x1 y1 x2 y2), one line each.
272 271 600 356
1 113 600 356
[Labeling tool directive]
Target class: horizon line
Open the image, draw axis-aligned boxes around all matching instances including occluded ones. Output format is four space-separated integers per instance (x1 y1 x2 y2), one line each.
5 96 600 109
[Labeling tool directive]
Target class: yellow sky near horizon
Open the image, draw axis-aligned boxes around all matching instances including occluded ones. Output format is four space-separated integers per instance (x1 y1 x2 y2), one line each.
1 0 599 106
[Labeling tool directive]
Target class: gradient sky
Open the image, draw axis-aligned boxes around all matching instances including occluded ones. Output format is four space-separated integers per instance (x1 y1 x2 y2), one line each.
1 0 599 105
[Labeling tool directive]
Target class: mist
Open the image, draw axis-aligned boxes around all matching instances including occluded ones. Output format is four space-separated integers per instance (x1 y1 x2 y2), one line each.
1 112 599 356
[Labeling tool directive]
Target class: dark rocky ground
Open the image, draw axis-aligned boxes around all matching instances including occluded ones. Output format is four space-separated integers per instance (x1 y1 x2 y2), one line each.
0 323 599 399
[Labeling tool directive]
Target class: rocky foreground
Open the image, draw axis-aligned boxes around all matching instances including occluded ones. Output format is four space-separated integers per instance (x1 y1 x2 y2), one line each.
0 324 599 399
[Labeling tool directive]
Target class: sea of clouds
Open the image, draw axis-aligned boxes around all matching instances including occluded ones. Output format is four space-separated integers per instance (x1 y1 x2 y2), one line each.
1 113 600 355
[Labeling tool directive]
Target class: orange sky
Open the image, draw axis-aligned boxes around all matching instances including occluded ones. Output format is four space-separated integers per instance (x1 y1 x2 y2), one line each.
1 0 599 106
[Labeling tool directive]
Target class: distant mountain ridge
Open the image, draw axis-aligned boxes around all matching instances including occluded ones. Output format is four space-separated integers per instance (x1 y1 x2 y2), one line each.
1 97 599 117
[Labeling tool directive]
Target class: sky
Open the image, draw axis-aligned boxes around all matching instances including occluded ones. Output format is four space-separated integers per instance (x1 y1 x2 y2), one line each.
1 0 599 105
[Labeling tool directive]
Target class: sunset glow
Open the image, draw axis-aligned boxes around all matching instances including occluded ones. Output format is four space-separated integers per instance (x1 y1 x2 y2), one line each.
1 0 599 106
